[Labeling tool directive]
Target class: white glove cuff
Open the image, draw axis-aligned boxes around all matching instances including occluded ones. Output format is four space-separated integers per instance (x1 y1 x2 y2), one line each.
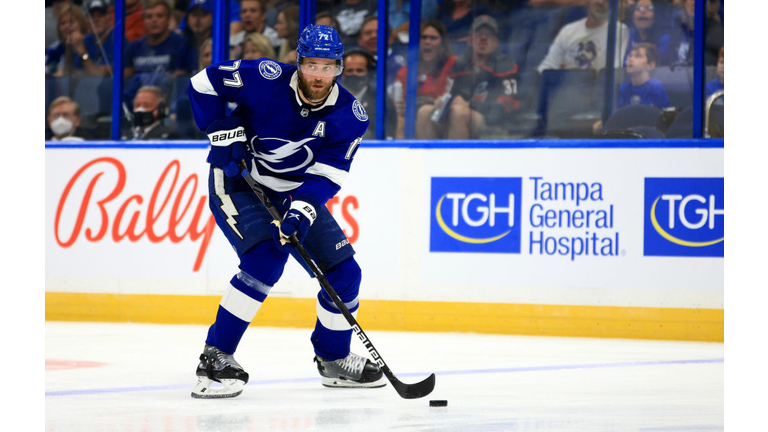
208 126 246 147
290 200 317 226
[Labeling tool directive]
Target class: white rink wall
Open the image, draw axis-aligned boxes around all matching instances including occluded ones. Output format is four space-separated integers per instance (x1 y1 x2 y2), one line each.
46 145 723 309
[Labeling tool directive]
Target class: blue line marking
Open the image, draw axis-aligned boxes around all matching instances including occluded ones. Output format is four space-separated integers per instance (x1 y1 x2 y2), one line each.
44 138 724 150
45 358 723 397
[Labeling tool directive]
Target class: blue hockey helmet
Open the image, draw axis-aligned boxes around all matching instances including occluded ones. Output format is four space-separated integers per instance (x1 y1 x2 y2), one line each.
296 24 344 76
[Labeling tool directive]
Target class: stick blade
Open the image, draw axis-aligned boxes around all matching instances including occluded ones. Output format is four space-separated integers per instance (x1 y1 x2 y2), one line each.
391 373 436 399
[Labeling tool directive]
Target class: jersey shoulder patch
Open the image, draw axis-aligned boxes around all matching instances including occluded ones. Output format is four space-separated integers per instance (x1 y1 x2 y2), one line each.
352 99 368 122
258 59 282 80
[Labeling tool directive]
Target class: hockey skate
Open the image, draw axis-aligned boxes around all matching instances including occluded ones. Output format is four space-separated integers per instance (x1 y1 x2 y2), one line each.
314 352 386 388
191 345 249 398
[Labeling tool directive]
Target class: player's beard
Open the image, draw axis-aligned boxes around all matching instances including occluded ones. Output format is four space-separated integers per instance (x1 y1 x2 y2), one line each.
298 74 333 104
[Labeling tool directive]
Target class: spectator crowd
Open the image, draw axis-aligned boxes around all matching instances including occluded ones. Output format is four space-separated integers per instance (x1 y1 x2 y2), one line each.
45 0 724 141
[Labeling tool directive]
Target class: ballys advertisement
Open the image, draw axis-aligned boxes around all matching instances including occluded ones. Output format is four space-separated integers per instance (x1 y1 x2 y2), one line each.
45 149 369 292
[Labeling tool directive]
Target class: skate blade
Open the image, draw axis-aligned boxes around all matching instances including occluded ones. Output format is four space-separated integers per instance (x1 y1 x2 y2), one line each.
191 377 245 398
321 377 387 388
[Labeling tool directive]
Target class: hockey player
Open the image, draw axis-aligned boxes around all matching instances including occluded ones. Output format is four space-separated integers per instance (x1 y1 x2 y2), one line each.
187 24 384 398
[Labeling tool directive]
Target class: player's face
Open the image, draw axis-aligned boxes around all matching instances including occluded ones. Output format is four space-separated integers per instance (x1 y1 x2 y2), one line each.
240 0 264 33
633 0 655 30
471 28 498 56
298 58 337 101
143 5 170 37
420 26 442 63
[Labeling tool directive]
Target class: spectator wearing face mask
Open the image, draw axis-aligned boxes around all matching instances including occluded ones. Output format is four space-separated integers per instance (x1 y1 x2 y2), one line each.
46 96 90 141
124 86 179 140
340 49 396 140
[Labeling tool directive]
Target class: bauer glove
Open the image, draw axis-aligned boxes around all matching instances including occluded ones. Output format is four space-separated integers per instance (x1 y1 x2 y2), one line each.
206 118 250 177
269 198 317 250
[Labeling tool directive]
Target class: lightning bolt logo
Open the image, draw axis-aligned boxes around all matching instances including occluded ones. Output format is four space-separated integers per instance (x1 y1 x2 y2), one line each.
213 169 244 239
253 136 315 173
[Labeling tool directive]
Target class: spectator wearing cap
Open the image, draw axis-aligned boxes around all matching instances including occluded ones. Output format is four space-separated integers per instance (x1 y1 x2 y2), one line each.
230 0 283 60
538 0 630 72
75 0 124 76
182 0 214 68
340 49 397 140
423 15 520 139
438 0 493 43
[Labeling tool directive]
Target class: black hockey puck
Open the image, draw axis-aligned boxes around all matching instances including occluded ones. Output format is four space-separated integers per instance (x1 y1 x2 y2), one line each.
429 400 448 407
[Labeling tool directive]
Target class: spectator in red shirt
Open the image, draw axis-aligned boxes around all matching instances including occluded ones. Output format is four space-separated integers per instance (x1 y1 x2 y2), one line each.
393 20 457 139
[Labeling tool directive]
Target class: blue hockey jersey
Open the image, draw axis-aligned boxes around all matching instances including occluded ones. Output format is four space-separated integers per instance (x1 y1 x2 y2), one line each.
188 58 369 207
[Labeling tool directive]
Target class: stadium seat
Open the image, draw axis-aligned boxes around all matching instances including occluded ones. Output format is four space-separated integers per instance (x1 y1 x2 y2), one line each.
664 106 693 138
523 42 551 73
533 69 598 137
603 104 662 132
707 103 724 138
653 66 692 110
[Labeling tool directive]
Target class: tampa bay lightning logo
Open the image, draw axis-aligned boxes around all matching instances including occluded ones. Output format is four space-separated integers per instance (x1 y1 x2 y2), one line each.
259 60 281 80
252 136 316 173
352 100 368 121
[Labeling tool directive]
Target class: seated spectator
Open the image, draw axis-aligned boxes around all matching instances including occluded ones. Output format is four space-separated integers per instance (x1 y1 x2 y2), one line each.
46 96 90 141
241 32 277 60
538 0 630 72
593 42 669 133
230 0 283 60
198 37 213 72
182 0 214 69
124 0 194 102
422 15 520 139
393 20 457 139
666 0 722 66
45 4 89 77
624 0 670 66
354 15 378 57
124 86 179 140
316 11 341 33
331 0 378 47
438 0 492 43
76 0 125 76
705 46 723 105
388 0 439 32
125 0 147 42
666 0 693 66
274 5 300 63
340 49 396 140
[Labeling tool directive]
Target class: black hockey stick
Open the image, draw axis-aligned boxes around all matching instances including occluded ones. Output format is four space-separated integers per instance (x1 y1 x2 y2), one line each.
239 161 436 399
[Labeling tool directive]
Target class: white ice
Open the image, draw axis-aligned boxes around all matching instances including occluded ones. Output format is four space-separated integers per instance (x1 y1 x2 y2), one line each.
45 322 723 431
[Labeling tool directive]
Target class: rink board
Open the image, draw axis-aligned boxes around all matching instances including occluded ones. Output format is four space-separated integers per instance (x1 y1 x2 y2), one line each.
44 142 724 341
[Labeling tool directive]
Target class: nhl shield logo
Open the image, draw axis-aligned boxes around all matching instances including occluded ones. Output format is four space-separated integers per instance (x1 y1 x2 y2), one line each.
259 60 282 80
300 108 309 117
352 100 368 121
